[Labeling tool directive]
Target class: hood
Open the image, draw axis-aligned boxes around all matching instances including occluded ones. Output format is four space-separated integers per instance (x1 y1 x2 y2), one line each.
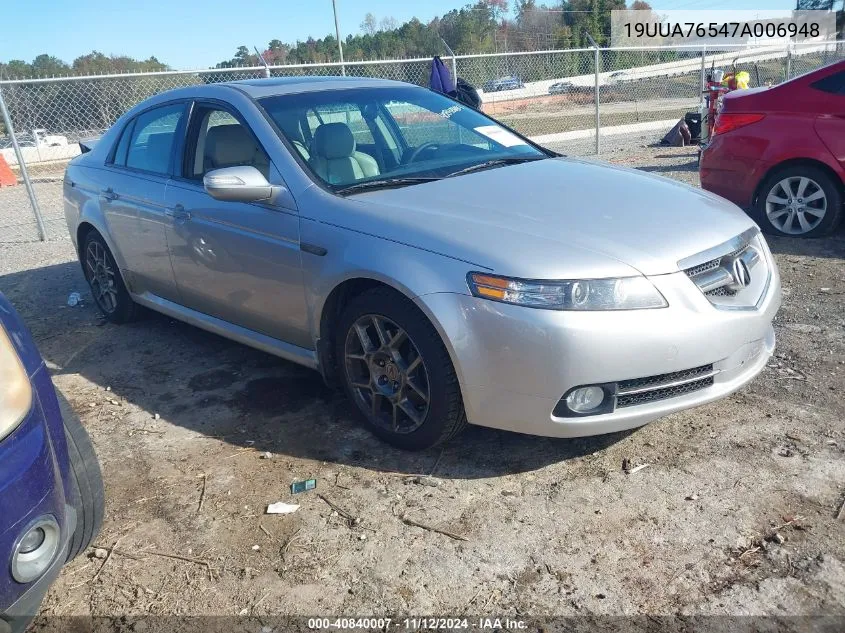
329 157 757 278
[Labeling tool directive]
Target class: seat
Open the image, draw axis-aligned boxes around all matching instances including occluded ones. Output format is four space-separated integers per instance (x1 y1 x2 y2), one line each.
203 124 269 177
274 112 310 161
309 122 379 185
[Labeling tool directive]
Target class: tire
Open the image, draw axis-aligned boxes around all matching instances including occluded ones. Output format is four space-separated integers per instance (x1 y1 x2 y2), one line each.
754 165 843 238
61 398 105 561
335 287 467 451
82 231 137 323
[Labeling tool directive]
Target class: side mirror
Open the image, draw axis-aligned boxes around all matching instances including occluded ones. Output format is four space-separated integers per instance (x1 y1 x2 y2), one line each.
203 166 277 203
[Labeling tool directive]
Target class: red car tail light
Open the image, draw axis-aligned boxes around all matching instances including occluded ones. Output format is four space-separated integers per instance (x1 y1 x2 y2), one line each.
713 113 765 136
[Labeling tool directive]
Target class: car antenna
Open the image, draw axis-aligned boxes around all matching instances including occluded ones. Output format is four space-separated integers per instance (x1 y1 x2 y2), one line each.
254 46 271 78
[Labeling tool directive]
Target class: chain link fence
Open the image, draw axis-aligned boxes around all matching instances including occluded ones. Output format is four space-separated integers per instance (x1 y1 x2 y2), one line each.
1 41 842 243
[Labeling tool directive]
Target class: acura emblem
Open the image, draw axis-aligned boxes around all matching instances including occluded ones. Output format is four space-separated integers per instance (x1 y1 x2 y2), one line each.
730 257 752 289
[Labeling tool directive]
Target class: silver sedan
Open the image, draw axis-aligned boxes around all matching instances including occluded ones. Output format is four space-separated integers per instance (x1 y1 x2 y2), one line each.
64 77 780 450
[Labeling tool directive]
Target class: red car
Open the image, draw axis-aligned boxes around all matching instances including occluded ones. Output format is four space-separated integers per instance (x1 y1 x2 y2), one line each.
700 59 844 237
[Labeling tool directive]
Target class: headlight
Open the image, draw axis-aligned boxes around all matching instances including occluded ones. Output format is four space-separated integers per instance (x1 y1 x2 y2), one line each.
0 324 33 441
467 272 667 310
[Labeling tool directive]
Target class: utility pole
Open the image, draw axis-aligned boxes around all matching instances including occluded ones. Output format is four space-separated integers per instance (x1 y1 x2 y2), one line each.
332 0 346 76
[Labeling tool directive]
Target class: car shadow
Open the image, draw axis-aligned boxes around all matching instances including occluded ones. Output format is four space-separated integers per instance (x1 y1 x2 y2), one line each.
2 260 632 479
634 159 699 174
765 232 845 259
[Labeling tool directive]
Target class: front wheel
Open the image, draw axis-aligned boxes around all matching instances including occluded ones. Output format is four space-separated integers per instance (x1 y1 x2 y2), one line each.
335 287 467 451
58 393 105 561
754 166 842 237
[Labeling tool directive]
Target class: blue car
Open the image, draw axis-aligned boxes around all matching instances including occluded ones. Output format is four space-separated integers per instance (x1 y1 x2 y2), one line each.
0 293 104 632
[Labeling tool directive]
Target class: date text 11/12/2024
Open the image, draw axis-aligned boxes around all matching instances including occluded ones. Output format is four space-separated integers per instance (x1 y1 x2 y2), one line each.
307 617 528 630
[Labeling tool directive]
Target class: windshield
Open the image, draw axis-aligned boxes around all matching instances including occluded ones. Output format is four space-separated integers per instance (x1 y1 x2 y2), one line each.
257 86 547 191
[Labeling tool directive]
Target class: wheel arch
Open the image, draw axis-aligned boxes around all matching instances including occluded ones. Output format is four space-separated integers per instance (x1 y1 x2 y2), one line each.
76 221 133 292
315 275 463 390
751 157 844 208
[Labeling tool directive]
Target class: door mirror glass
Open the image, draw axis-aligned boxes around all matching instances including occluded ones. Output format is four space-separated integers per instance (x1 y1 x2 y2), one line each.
203 166 274 202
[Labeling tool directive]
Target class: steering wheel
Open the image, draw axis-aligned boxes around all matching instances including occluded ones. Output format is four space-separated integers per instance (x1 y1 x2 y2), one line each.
405 142 440 163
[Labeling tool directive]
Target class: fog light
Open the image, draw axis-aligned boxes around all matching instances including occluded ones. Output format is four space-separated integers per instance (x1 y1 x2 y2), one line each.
12 517 60 583
18 527 46 554
566 386 605 413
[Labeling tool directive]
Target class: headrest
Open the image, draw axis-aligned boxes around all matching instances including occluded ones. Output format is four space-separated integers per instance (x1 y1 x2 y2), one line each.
313 123 355 160
205 124 257 167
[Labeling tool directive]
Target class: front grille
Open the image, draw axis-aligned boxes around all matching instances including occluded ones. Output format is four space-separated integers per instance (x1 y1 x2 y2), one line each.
617 376 714 408
684 258 722 278
680 228 768 309
617 364 713 392
705 286 734 298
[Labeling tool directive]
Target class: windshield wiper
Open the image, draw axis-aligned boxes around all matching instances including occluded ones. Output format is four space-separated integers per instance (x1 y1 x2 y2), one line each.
446 156 547 179
336 177 441 195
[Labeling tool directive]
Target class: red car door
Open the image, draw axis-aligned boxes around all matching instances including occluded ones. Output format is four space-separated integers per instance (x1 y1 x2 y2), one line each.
811 69 845 168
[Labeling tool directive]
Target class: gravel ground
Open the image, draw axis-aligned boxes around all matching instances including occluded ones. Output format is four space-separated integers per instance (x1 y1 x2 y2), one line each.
2 145 844 631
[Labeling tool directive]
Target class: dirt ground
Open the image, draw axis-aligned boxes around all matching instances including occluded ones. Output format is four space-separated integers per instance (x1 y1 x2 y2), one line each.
1 146 844 630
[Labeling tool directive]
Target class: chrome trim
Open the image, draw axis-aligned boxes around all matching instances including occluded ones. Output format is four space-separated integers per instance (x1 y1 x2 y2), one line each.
713 270 772 312
616 368 720 396
677 226 759 271
739 247 760 270
693 267 732 293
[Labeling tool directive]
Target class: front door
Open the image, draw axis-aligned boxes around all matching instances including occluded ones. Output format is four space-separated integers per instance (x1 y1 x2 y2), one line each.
163 103 310 349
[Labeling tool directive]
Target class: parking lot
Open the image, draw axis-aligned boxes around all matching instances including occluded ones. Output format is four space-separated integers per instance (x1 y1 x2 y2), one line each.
1 145 844 627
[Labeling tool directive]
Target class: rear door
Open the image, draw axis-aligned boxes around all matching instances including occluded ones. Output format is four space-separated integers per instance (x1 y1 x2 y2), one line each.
810 70 845 168
102 102 187 300
163 101 310 348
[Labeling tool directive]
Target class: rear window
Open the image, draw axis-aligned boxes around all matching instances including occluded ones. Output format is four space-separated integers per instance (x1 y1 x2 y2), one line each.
811 71 845 96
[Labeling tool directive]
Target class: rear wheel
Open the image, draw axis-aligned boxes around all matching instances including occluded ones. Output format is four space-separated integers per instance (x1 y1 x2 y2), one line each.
82 232 137 323
336 287 467 451
755 165 842 237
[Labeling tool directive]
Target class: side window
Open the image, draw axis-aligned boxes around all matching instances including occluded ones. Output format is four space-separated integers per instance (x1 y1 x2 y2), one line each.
811 71 845 96
125 103 185 175
187 105 270 180
111 121 134 167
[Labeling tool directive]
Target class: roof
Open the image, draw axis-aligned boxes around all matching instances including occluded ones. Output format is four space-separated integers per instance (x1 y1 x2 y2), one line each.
226 75 412 98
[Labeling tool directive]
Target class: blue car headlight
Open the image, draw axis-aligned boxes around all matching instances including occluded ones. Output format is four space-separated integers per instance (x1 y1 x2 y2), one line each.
0 323 33 442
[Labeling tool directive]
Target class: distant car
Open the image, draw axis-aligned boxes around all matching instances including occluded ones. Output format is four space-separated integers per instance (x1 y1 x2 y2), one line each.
32 129 69 148
65 76 779 450
700 59 845 237
0 292 104 632
548 81 592 97
0 135 37 149
549 81 574 95
483 76 525 92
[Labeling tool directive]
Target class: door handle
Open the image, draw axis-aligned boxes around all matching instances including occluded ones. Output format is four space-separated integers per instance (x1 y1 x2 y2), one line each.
166 204 191 221
99 187 118 202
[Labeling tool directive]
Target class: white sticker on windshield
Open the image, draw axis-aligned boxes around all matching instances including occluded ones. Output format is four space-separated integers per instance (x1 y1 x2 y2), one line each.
473 125 527 147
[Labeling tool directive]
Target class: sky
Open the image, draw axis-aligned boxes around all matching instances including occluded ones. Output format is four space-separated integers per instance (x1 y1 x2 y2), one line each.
0 0 805 69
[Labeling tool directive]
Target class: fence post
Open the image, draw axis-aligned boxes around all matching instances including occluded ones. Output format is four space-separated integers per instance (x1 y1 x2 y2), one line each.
584 33 601 156
441 39 458 89
786 44 792 80
0 86 46 242
699 45 707 116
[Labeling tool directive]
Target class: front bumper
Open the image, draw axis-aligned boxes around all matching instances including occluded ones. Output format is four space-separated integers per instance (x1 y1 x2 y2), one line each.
2 505 75 633
0 366 75 632
417 262 780 438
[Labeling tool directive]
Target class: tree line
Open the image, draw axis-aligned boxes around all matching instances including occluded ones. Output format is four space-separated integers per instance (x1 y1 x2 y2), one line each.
2 1 652 79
